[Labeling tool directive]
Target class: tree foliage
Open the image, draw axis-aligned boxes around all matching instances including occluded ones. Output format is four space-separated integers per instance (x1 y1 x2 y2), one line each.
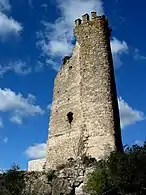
84 143 146 195
0 163 25 195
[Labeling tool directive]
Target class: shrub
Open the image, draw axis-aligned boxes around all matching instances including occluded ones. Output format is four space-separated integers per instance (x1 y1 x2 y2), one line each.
0 163 25 195
84 143 146 195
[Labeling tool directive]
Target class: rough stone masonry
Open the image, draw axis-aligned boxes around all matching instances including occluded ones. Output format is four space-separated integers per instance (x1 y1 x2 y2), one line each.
28 12 123 171
44 11 123 170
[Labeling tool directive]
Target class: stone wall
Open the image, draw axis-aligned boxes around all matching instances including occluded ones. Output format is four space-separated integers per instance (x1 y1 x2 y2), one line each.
46 43 86 169
28 158 46 172
1 157 92 195
23 157 95 195
46 12 123 169
74 13 123 158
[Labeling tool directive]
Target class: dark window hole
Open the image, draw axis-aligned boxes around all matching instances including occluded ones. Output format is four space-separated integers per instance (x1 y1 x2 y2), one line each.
62 56 71 64
69 66 72 70
67 112 73 124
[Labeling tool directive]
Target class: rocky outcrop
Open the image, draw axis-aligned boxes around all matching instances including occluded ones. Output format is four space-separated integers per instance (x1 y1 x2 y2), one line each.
23 156 96 195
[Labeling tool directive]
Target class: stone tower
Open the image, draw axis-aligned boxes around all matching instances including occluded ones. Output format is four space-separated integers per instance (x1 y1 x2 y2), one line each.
46 12 123 169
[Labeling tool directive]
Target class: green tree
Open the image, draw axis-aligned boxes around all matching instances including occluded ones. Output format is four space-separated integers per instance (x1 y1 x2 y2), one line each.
84 142 146 195
1 163 25 195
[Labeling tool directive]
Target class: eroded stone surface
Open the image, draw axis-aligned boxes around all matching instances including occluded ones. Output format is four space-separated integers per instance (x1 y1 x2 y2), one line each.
46 12 123 169
23 157 94 195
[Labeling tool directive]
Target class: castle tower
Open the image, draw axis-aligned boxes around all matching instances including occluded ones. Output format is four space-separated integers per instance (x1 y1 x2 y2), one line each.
46 12 123 169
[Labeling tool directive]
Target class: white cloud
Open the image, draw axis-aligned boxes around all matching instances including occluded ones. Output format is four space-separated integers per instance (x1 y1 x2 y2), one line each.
0 136 8 143
10 115 22 125
0 0 22 40
0 64 11 76
110 37 128 68
47 104 52 111
111 37 128 54
134 48 146 61
46 59 60 72
25 143 46 159
37 0 104 70
10 60 31 75
0 88 44 124
0 12 22 39
3 136 8 143
134 140 144 146
37 0 128 71
0 116 3 128
0 0 11 11
0 169 6 173
0 60 31 77
118 97 145 129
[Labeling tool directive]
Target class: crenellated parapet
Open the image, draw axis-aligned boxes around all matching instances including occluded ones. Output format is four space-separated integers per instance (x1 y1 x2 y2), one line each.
74 11 112 39
46 11 123 170
74 12 106 27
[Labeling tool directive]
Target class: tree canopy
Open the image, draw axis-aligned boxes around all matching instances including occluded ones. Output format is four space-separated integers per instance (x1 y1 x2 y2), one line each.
84 142 146 195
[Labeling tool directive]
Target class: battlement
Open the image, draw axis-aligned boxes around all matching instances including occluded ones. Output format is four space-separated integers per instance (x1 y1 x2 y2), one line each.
74 12 112 39
46 12 123 170
74 12 106 27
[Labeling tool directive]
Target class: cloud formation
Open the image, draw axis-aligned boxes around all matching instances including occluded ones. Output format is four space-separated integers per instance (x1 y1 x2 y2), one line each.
118 97 145 129
0 12 22 39
111 37 128 68
37 0 104 70
3 136 8 143
10 115 23 125
37 0 128 71
0 0 11 11
0 0 22 40
133 48 146 61
134 140 144 146
0 136 8 143
47 104 52 111
0 60 31 77
25 143 46 159
0 88 44 124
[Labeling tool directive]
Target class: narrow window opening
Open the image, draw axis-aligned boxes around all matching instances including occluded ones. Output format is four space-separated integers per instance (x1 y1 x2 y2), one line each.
69 66 72 70
67 112 73 125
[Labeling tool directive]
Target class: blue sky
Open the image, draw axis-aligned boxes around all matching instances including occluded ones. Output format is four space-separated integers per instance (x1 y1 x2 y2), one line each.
0 0 146 170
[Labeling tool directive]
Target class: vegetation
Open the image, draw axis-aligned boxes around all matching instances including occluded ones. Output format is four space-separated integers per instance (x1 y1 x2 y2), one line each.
0 163 25 195
1 143 146 195
84 143 146 195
